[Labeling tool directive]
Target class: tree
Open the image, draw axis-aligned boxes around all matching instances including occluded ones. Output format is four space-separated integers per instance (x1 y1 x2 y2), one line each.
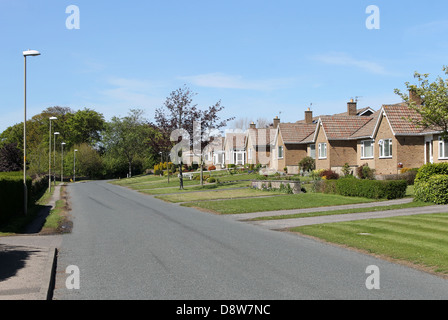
394 66 448 139
152 86 234 189
0 143 22 172
102 109 151 178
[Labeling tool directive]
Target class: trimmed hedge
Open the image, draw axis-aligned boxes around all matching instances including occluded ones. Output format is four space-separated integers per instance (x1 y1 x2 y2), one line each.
414 163 448 204
322 177 407 200
0 172 32 225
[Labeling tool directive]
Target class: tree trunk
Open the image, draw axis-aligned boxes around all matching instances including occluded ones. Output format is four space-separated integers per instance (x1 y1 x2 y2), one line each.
128 161 132 178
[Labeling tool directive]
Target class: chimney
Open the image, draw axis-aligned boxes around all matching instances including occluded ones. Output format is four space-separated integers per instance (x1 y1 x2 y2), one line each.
347 99 357 116
305 108 313 124
409 89 422 106
273 116 280 129
250 122 256 129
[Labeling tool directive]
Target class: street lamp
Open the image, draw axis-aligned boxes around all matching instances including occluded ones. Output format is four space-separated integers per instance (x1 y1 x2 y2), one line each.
23 49 41 215
73 149 78 182
49 116 57 192
54 132 60 186
61 142 66 183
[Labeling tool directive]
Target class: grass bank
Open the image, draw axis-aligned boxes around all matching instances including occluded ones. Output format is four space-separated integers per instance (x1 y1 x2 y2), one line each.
290 213 448 277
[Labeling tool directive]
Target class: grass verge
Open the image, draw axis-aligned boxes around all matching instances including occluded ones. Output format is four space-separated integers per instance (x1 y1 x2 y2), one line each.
182 193 379 215
290 213 448 278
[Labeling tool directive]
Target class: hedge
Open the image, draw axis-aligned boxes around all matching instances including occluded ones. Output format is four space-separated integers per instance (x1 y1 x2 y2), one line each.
414 163 448 204
0 172 32 225
322 177 407 200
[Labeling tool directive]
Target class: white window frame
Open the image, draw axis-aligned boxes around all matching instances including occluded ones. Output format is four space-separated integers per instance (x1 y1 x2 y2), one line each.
248 148 252 160
318 143 327 159
439 137 448 159
361 139 374 159
278 146 284 159
309 144 316 159
379 139 392 158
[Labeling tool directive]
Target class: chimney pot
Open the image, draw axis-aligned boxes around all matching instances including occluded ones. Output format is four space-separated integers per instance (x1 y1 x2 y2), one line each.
347 100 357 116
305 109 313 124
273 116 280 129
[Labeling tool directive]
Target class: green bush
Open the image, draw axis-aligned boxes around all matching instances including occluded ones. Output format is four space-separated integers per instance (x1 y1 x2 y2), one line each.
415 163 448 183
0 172 32 225
323 177 407 199
207 177 216 183
414 174 448 204
414 163 448 204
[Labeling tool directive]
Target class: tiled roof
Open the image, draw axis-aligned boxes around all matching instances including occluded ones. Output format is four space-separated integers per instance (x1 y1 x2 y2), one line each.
278 123 316 144
247 127 275 146
225 132 246 149
320 115 374 140
382 103 441 135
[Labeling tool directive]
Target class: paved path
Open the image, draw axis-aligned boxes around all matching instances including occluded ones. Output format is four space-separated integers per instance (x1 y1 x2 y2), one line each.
247 204 448 230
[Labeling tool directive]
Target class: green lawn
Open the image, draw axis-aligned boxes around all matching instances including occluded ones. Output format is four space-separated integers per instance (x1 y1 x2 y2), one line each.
156 188 284 203
291 213 448 276
248 200 432 221
182 193 379 214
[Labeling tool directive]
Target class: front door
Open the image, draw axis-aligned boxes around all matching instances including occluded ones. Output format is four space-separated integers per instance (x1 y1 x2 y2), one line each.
425 139 433 164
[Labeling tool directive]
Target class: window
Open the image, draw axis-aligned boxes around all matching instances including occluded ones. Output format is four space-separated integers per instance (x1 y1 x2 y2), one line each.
379 139 392 158
278 146 284 159
361 140 374 159
318 143 327 159
309 144 316 159
248 148 252 160
439 137 448 159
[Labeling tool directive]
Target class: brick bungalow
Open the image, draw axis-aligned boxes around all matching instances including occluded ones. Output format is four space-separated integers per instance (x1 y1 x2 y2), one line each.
367 102 447 175
245 122 275 166
270 111 317 174
224 131 247 166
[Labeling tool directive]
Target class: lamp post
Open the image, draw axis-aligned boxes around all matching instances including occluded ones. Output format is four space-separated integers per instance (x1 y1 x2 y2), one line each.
49 116 57 192
61 142 66 183
23 49 40 215
53 132 60 186
73 149 78 182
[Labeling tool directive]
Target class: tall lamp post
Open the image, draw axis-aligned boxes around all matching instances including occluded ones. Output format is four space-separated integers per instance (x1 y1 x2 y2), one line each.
61 142 66 183
73 149 78 182
23 49 41 215
49 116 57 192
53 132 60 186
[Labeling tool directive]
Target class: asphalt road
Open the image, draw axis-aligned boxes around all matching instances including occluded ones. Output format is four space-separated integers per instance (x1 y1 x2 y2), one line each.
53 180 448 300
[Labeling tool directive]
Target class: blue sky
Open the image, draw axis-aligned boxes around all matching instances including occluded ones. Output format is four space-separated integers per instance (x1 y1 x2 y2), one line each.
1 0 448 133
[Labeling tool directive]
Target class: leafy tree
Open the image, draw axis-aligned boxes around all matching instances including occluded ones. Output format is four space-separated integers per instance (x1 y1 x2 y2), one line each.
298 156 315 173
395 66 448 139
102 109 152 178
0 143 22 172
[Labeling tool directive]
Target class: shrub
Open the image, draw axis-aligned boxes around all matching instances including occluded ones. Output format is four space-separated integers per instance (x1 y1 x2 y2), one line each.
341 163 352 177
208 165 216 171
320 169 339 180
298 156 315 173
414 174 448 204
357 163 376 180
0 172 32 225
324 177 407 199
414 163 448 204
415 163 448 183
207 177 216 183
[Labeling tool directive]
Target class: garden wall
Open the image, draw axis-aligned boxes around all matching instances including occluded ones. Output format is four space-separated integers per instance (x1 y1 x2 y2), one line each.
251 180 302 194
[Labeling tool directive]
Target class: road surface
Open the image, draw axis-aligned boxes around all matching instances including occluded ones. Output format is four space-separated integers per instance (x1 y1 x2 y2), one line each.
53 180 448 300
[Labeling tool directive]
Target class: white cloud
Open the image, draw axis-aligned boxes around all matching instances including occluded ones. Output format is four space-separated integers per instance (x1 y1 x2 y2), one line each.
178 73 296 91
312 52 390 75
